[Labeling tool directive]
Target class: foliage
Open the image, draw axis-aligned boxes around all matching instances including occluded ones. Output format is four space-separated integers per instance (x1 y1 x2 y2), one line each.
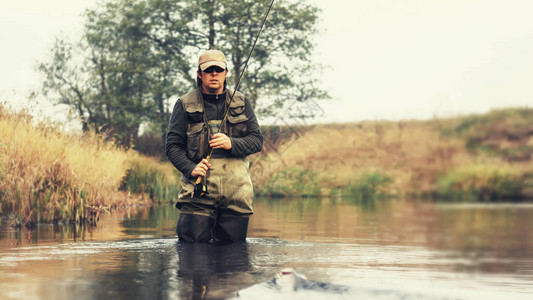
134 129 165 157
437 164 524 201
36 0 328 148
261 168 320 197
119 156 180 203
344 172 393 201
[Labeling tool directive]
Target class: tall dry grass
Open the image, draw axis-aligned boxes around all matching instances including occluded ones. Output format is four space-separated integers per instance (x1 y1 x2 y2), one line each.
0 104 177 226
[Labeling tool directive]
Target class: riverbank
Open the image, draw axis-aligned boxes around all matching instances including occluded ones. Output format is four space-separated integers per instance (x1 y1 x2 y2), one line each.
2 103 532 226
0 105 179 227
251 107 533 200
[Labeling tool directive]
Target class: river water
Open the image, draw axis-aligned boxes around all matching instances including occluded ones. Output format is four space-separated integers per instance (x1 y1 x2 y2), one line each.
1 197 532 300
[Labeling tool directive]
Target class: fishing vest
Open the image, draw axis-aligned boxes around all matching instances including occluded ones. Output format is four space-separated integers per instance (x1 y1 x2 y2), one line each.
181 88 249 162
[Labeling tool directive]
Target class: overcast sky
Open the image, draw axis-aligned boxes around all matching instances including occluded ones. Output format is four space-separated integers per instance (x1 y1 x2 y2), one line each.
1 0 532 125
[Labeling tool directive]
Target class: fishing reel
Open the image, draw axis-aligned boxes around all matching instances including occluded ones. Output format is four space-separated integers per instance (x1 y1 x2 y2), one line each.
193 180 208 198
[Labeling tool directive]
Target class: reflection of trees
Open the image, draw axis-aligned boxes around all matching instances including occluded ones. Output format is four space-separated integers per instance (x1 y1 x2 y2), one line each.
0 222 99 246
0 205 181 247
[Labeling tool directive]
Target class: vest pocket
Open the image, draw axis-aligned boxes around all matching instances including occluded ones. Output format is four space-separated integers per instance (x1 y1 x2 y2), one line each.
229 104 245 116
186 122 204 161
227 114 248 137
185 103 204 123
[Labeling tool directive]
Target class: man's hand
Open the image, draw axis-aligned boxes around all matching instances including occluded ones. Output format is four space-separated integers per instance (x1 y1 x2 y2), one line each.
191 158 211 177
209 133 232 150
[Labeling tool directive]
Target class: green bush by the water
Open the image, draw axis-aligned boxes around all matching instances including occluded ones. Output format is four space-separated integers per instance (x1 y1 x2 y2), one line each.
261 168 320 197
119 157 180 203
343 172 393 200
259 168 393 200
437 164 523 201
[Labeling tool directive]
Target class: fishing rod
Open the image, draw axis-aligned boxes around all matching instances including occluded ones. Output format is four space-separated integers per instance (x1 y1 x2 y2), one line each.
193 0 275 198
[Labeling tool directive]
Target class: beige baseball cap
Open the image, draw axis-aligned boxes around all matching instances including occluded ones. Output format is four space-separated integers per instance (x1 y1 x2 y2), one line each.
198 50 227 71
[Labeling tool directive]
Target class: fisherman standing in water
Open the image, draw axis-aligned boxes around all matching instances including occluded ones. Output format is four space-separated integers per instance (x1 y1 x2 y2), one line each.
166 50 263 243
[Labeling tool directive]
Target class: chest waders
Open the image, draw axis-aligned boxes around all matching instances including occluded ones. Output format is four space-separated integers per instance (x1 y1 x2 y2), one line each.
175 0 275 243
176 102 254 242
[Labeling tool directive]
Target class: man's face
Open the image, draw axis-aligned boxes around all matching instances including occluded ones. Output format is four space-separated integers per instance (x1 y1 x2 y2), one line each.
198 66 227 94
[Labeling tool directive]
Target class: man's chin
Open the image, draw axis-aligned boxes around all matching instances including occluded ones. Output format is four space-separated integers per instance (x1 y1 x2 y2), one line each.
203 84 223 94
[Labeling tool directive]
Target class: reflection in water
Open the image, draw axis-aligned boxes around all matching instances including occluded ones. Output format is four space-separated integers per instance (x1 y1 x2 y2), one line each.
1 198 533 299
0 205 176 247
177 242 252 299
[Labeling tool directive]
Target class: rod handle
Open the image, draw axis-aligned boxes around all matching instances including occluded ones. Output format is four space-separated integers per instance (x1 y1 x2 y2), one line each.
194 155 211 184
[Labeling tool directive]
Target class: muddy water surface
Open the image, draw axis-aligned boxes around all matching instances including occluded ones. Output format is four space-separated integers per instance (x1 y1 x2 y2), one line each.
1 198 533 299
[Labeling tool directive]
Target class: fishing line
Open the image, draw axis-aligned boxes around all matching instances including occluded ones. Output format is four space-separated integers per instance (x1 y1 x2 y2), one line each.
212 0 275 157
193 0 275 197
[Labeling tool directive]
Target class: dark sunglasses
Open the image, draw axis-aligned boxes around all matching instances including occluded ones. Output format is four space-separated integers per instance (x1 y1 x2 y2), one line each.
203 66 225 73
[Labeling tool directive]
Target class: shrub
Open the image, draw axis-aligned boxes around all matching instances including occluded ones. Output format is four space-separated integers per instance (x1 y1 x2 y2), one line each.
260 168 320 197
345 171 393 200
437 164 523 201
120 156 180 203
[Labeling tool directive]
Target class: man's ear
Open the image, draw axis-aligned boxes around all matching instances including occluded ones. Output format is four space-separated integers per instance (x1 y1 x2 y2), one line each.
197 70 202 79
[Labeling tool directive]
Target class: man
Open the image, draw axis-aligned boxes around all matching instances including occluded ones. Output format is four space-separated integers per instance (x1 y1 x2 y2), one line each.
166 49 263 243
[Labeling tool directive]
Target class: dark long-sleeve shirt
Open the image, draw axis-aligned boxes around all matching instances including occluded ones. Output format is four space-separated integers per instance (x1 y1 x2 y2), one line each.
165 90 263 177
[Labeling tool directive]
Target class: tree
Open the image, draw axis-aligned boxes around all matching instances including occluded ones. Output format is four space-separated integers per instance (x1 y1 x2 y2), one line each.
37 37 96 133
37 0 328 149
